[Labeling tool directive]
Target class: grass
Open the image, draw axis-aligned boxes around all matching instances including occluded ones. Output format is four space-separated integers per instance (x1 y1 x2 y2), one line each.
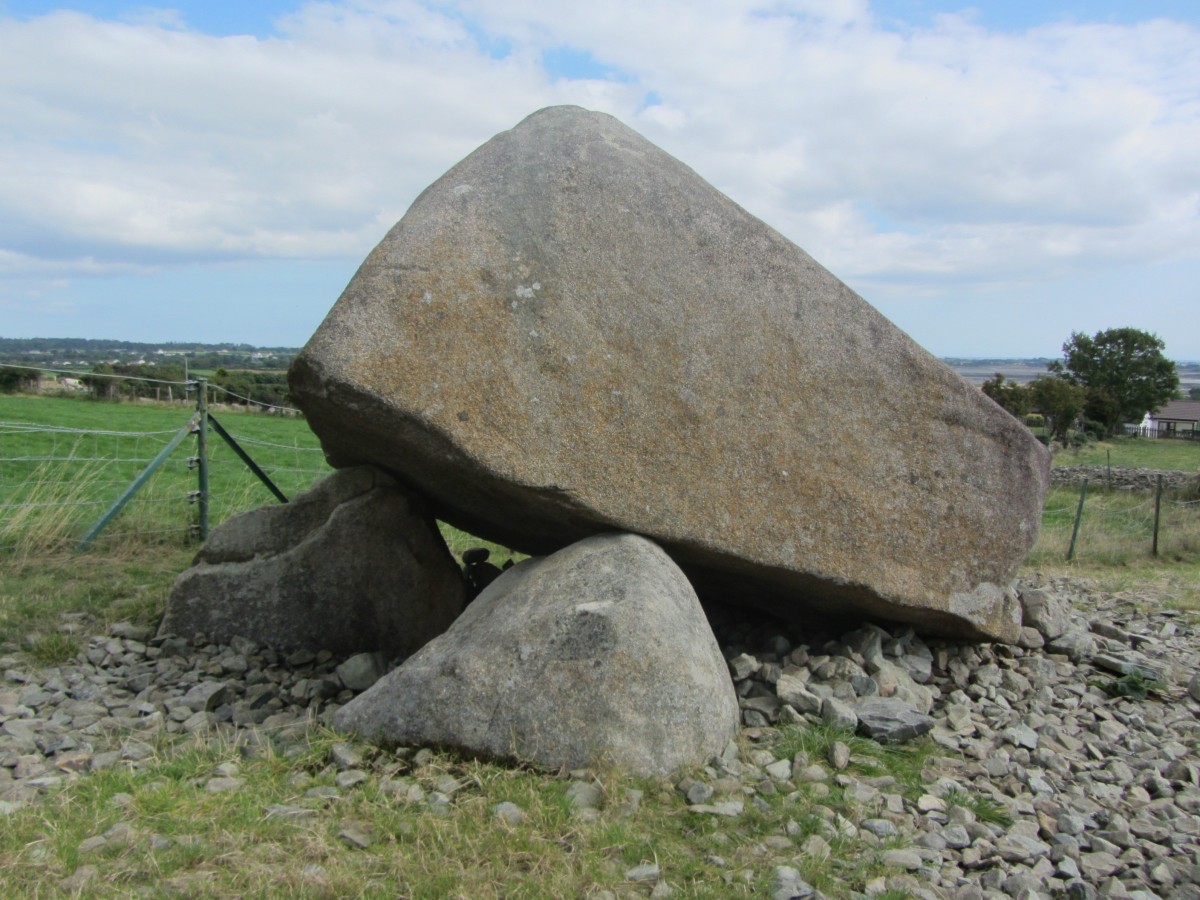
0 549 192 650
1052 434 1200 471
0 724 937 898
941 789 1013 828
0 394 520 569
1027 478 1200 610
1044 436 1200 604
0 394 332 557
1087 670 1169 700
772 724 933 799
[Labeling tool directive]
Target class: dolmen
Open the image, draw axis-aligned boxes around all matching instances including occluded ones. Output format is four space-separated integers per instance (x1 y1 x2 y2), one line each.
288 104 1049 643
162 105 1050 774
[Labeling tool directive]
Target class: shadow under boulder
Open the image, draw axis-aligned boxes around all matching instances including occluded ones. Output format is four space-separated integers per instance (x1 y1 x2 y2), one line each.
158 466 466 659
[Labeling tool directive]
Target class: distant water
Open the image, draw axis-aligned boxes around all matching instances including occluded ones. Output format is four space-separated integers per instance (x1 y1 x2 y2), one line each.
943 358 1200 390
941 359 1052 386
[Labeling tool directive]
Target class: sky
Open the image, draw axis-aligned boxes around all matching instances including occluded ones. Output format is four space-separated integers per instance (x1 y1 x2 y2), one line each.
1 1 1198 360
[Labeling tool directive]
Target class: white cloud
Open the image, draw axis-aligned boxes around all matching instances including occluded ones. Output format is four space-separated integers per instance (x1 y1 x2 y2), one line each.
0 0 1197 310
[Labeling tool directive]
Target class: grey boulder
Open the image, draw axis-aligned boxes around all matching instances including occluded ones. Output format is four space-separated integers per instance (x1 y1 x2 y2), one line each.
331 532 740 776
158 466 465 658
289 104 1049 641
1020 587 1071 640
854 696 935 743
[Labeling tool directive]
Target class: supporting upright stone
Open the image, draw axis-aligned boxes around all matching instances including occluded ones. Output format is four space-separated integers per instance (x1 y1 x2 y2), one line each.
332 533 740 776
159 467 465 658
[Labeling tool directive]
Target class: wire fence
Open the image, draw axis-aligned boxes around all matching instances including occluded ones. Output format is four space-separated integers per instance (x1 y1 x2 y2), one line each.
0 377 330 555
1030 476 1199 565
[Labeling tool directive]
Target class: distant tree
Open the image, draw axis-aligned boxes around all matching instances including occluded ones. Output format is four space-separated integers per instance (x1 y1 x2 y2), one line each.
80 364 119 400
1047 328 1179 434
981 373 1030 418
0 366 32 393
1028 375 1086 442
211 369 291 409
1189 386 1200 401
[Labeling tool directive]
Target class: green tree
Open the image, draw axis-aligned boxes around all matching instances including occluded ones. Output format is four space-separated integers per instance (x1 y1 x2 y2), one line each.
1028 375 1086 442
981 373 1030 418
0 366 31 393
1048 328 1179 434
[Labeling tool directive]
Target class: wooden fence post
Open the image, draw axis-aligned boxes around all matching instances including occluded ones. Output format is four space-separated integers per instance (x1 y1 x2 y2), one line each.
1152 474 1163 557
1067 477 1088 562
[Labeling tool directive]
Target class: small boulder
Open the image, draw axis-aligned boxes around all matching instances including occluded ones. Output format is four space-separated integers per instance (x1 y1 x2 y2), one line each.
336 653 388 692
854 696 935 743
158 467 465 658
332 533 739 776
1020 588 1071 640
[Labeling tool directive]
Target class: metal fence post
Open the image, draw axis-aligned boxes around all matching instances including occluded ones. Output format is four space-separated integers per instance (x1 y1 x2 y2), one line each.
196 377 210 542
76 414 199 550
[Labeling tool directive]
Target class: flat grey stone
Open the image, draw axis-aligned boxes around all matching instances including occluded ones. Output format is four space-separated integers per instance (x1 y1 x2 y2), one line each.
492 801 527 825
181 682 228 713
625 863 660 883
1021 588 1071 640
996 833 1052 862
565 781 603 811
854 696 935 743
335 653 387 692
687 801 744 816
771 865 815 900
821 697 858 731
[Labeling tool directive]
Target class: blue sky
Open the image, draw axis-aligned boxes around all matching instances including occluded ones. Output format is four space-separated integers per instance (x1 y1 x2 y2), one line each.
1 1 1198 359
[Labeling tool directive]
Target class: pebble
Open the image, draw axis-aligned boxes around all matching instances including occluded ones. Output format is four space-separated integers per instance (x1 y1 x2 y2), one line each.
2 575 1199 897
492 801 527 825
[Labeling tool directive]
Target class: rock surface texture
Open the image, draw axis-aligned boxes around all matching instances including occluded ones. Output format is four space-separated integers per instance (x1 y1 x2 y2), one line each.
289 104 1049 641
158 467 465 659
332 533 740 776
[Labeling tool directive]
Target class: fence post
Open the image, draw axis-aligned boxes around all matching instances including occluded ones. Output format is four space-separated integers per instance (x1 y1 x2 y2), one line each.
1152 474 1163 557
1067 476 1088 561
196 378 210 541
207 414 289 504
76 414 200 550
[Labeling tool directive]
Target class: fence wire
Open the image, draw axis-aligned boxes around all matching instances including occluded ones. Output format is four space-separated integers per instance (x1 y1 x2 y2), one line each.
1032 479 1199 564
0 401 330 555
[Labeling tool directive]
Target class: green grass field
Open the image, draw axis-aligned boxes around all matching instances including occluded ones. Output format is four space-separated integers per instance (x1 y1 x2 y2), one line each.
1037 434 1200 607
0 394 332 556
1052 434 1200 471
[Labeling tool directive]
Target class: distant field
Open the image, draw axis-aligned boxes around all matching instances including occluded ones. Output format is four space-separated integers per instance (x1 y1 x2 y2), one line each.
1052 435 1200 471
0 395 331 554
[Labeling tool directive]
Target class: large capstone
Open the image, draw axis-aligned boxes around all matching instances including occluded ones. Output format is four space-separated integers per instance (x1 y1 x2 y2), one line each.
331 533 740 776
289 105 1050 641
158 466 465 658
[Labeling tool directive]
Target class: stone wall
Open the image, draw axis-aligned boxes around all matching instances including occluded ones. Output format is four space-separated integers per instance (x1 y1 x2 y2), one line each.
1050 465 1197 492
